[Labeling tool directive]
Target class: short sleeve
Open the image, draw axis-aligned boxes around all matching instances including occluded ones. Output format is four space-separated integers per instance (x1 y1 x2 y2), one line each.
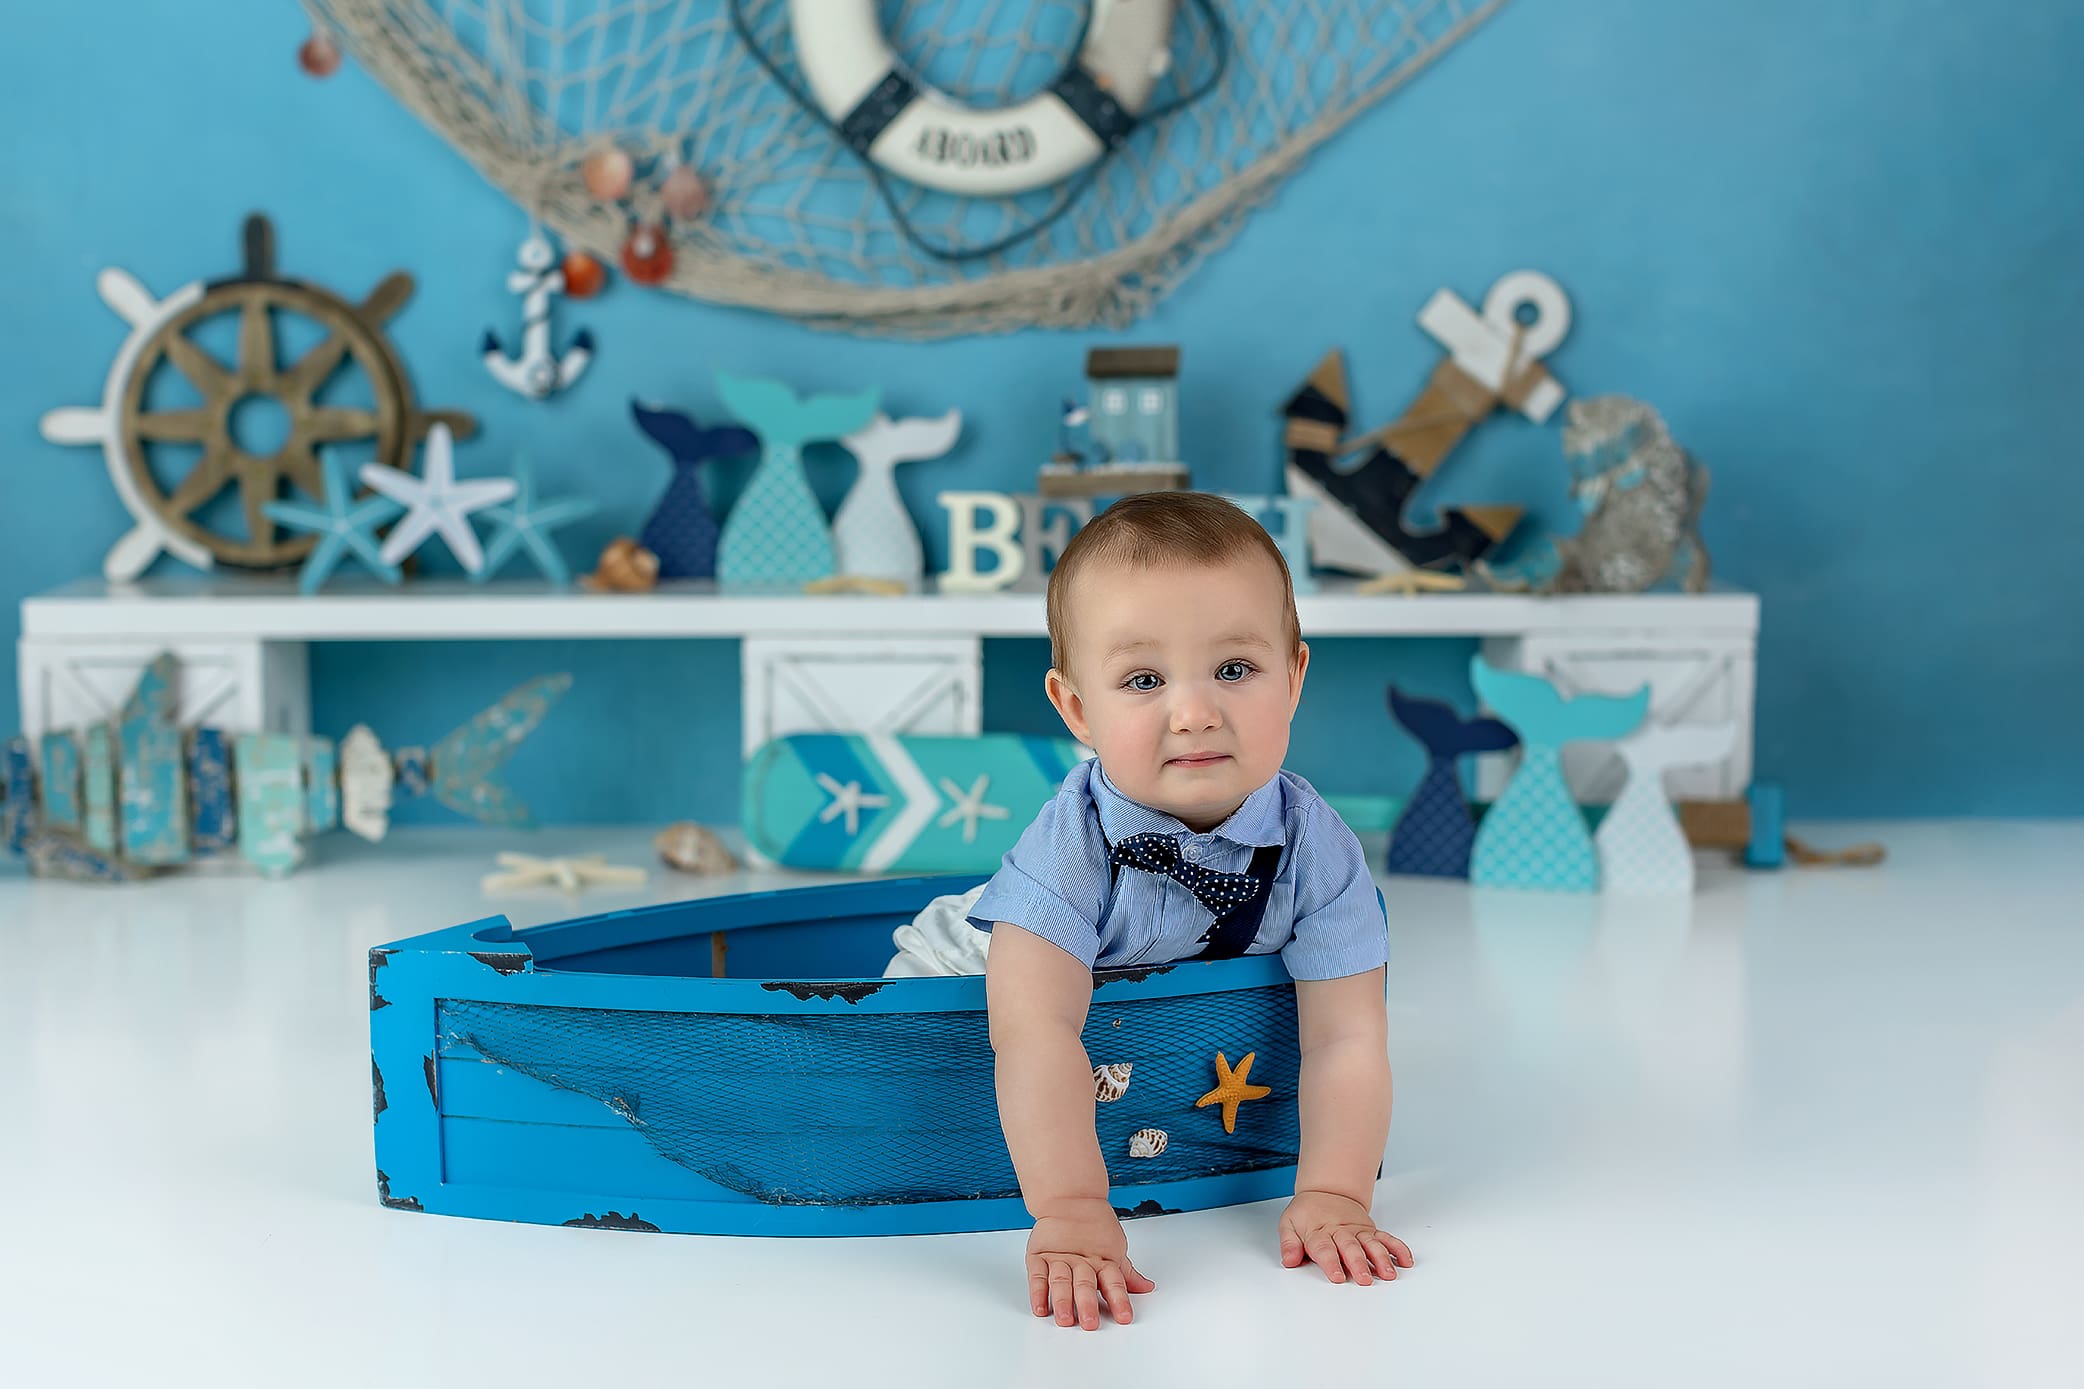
1280 801 1389 981
966 781 1113 968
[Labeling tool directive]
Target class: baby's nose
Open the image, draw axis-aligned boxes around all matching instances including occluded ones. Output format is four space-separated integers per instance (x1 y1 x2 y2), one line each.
1170 687 1224 731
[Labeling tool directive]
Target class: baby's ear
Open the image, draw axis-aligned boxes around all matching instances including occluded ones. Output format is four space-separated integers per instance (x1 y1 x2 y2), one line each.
1044 667 1093 745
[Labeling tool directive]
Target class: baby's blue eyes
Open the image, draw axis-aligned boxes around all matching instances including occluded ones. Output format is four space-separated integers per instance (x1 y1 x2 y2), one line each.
1119 661 1257 692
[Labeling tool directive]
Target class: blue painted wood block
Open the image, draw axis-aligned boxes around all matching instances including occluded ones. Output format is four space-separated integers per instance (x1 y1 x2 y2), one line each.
189 728 235 855
117 655 190 865
83 725 117 852
372 876 1303 1235
742 731 1090 872
3 738 34 852
39 733 82 832
234 734 306 877
305 737 339 833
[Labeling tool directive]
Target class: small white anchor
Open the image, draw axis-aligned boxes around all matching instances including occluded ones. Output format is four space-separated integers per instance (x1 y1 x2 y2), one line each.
481 232 593 401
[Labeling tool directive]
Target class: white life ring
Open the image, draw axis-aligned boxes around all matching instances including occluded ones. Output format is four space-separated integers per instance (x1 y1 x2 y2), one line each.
786 0 1177 197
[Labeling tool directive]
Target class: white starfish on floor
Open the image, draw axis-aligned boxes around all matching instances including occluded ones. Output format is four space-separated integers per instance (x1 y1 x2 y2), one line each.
481 851 648 895
936 774 1009 843
815 773 890 836
362 423 517 573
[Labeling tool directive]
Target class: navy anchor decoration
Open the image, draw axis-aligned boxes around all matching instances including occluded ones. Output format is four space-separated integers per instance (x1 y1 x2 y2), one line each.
1385 688 1518 879
1280 274 1573 580
630 400 759 580
1281 349 1521 574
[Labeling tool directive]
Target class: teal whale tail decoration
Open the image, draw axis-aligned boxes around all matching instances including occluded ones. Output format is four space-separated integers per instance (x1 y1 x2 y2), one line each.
427 673 572 829
713 374 881 589
1469 658 1650 747
716 374 880 450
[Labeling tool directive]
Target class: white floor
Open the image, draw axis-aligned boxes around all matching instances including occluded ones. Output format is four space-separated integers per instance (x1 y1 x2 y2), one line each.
3 821 2081 1389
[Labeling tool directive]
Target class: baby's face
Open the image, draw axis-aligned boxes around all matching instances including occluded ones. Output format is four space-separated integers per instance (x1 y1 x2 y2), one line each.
1047 554 1307 832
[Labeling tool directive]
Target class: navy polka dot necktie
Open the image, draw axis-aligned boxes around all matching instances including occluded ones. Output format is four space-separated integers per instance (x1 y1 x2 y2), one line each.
1107 832 1260 916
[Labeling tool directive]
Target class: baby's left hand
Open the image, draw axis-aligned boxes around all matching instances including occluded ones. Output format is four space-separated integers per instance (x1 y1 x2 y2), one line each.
1277 1190 1414 1285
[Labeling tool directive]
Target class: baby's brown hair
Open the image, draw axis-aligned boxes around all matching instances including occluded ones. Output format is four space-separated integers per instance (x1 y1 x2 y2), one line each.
1046 492 1300 675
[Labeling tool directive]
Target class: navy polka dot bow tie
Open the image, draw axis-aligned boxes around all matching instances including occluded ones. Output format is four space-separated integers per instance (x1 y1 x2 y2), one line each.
1107 833 1260 916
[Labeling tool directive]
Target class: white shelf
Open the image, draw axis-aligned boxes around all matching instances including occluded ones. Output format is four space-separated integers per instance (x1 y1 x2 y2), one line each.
21 574 1760 642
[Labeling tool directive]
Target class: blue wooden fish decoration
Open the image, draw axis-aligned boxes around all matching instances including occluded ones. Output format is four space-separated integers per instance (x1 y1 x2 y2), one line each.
1 655 571 882
631 400 759 580
1385 687 1518 879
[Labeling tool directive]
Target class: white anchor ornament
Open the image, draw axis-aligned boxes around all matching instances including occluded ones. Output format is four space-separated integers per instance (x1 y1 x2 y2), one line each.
481 232 594 401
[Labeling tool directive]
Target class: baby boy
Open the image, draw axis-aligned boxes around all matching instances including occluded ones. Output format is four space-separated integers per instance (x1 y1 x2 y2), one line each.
971 491 1412 1331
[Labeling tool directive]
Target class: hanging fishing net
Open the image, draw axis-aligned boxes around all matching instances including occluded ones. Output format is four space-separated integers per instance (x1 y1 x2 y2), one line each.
302 0 1508 337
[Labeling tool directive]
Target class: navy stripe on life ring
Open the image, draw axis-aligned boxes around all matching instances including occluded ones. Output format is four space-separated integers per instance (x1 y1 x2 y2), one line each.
838 70 919 155
1050 67 1136 149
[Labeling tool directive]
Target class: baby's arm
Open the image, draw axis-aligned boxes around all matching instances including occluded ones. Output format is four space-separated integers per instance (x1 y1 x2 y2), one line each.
986 923 1154 1328
1283 968 1414 1283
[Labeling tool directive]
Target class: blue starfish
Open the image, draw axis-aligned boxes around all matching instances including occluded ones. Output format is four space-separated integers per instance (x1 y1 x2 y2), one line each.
473 456 599 586
263 452 405 594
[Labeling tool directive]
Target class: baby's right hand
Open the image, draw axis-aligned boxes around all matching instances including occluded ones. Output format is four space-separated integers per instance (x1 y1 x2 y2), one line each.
1025 1198 1156 1329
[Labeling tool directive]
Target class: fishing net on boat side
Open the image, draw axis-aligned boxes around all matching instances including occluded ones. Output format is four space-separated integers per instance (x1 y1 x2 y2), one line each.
440 984 1300 1204
301 0 1509 336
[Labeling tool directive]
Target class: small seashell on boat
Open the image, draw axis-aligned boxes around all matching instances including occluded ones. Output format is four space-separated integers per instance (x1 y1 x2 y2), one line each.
1092 1062 1133 1103
655 821 740 876
586 537 660 592
1128 1128 1168 1159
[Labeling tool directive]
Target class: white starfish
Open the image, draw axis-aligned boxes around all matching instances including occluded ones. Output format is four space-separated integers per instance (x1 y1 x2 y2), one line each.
815 772 889 836
362 423 517 573
481 852 648 895
936 774 1009 843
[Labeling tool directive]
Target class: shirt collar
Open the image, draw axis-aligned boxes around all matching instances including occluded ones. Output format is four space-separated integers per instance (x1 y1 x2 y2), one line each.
1090 762 1287 848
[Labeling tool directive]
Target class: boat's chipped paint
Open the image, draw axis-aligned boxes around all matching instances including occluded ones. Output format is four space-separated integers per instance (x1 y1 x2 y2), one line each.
372 1057 387 1121
1093 965 1176 987
422 1054 439 1107
376 1170 423 1212
1114 1199 1181 1219
468 950 530 976
367 948 393 1011
564 1212 662 1233
760 980 888 1004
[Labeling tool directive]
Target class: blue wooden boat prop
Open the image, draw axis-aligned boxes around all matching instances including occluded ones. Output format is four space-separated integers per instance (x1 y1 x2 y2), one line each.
372 874 1306 1237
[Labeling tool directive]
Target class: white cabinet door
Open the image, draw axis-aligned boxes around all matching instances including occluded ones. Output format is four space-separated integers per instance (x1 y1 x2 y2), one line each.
740 634 982 757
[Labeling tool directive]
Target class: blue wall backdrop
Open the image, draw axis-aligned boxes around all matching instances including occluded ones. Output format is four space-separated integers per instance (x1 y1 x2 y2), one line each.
3 0 2079 825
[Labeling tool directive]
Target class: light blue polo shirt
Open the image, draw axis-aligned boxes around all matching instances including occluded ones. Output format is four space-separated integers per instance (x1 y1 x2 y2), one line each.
967 759 1388 980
